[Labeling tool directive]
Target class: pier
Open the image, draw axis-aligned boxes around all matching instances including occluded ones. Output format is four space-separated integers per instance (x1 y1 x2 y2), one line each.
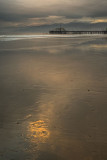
49 28 107 34
49 30 107 34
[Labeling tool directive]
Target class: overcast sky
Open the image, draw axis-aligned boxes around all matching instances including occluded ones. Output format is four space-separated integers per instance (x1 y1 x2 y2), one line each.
0 0 107 31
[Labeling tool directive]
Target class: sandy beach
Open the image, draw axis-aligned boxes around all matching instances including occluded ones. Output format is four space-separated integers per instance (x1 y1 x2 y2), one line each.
0 35 107 160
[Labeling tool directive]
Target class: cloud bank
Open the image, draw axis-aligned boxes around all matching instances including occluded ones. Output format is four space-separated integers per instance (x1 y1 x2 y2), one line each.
0 0 107 33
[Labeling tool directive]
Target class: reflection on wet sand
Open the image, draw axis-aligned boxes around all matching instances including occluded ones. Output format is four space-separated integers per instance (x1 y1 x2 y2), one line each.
28 120 50 143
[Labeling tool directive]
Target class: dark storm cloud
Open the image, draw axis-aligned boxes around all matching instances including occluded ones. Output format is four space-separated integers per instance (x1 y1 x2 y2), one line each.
0 13 26 22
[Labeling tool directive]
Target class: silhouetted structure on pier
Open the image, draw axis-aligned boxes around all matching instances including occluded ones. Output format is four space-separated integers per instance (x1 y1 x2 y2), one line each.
49 27 67 34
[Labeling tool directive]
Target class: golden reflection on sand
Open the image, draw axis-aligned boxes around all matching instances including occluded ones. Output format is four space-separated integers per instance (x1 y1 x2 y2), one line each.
91 44 107 48
28 120 50 143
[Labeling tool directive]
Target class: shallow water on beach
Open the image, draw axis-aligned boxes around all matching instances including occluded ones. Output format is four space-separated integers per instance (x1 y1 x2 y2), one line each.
0 36 107 160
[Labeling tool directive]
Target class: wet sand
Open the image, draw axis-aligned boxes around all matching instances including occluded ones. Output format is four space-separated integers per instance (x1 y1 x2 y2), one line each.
0 36 107 160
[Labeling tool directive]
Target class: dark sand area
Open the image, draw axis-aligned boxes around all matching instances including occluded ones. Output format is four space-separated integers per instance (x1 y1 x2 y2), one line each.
0 36 107 160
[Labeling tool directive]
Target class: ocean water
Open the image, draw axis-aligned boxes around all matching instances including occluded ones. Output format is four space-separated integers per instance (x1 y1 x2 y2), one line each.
0 34 106 41
0 35 107 160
